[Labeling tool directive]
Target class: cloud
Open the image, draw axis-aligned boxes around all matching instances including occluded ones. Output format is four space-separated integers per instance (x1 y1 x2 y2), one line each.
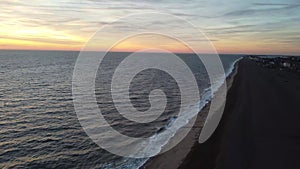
0 35 83 45
0 0 300 54
224 9 254 16
253 3 292 6
224 3 300 17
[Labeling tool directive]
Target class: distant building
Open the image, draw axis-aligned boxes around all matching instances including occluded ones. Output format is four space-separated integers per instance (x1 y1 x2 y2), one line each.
283 62 291 68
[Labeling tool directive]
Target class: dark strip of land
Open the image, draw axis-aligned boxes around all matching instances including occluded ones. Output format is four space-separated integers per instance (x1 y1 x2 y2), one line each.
179 58 300 169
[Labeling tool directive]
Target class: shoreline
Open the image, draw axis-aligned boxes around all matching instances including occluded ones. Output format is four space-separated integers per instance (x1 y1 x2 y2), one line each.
141 58 241 169
178 57 300 169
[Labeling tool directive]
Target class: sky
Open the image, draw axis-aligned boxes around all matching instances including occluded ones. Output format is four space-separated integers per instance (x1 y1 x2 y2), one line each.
1 0 300 55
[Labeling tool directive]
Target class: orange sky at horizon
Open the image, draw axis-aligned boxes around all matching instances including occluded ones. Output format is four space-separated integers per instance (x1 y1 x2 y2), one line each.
1 25 298 55
1 0 300 56
1 38 299 55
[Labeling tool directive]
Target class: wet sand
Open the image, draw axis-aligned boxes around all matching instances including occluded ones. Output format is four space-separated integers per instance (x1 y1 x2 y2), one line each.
142 58 240 169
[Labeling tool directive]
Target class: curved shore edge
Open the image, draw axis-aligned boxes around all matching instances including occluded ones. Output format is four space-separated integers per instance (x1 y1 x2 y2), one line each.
141 56 243 169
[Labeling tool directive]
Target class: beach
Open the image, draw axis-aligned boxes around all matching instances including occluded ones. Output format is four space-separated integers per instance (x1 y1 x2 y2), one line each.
142 57 240 169
145 57 300 169
1 0 300 168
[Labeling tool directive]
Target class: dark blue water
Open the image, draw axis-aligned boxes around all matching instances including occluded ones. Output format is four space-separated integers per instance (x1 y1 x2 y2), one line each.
0 50 242 168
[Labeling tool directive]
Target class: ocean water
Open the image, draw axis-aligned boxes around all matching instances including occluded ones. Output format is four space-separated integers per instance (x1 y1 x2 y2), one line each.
0 50 242 169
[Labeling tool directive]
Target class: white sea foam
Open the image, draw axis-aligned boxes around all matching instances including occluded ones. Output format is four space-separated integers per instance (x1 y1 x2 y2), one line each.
103 56 243 169
135 56 243 169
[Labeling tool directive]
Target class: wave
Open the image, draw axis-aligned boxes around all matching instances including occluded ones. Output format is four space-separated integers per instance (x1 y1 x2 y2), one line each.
137 56 243 168
101 56 243 169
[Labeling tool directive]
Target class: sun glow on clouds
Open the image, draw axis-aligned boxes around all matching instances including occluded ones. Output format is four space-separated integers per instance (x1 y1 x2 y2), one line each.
0 0 300 54
108 34 194 53
0 26 85 50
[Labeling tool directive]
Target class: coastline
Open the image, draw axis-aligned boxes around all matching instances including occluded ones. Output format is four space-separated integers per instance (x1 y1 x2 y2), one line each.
141 57 241 169
179 57 300 169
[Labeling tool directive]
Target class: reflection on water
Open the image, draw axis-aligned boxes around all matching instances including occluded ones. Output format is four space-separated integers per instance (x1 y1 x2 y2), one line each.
0 50 242 168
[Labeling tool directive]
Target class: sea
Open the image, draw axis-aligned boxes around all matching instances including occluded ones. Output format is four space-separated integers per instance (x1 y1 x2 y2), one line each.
0 50 242 169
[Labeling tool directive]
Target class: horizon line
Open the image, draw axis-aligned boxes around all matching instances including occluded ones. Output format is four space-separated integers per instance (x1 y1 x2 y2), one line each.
0 49 299 57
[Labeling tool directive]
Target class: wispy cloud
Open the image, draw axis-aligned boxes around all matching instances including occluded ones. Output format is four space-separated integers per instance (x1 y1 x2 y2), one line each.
224 4 300 17
0 0 300 54
253 3 295 6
